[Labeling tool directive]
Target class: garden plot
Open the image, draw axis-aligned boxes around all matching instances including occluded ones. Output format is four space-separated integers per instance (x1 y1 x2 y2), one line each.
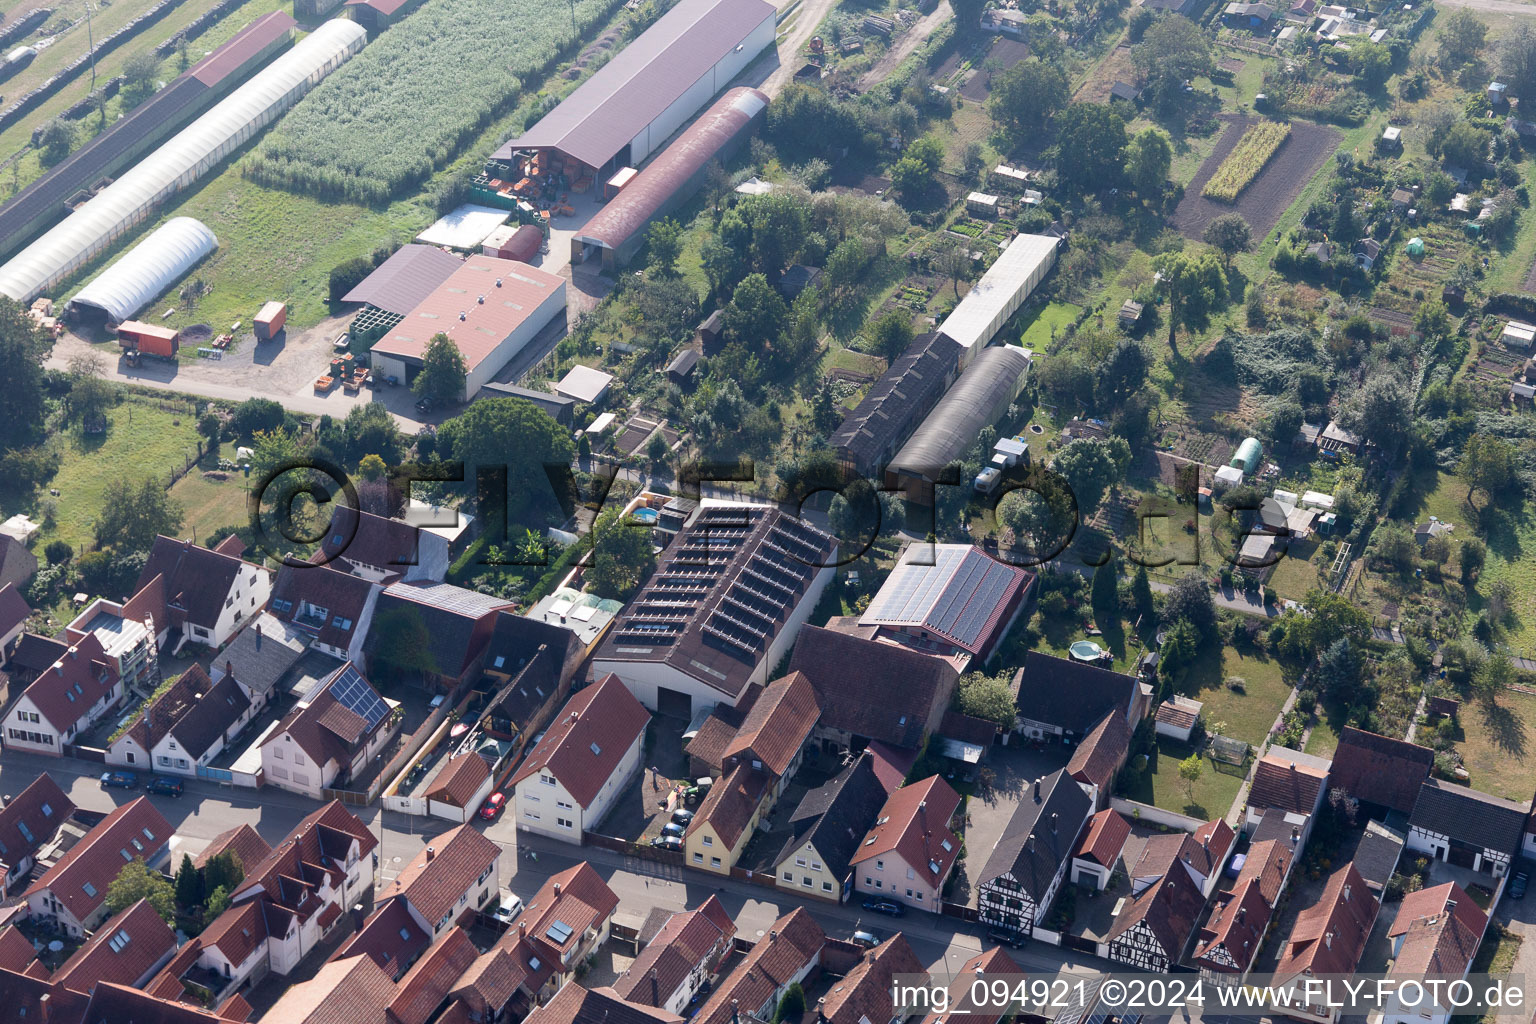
1172 114 1340 241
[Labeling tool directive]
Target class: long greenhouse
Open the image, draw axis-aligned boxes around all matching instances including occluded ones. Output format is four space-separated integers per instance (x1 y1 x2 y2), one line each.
69 218 219 324
0 18 366 307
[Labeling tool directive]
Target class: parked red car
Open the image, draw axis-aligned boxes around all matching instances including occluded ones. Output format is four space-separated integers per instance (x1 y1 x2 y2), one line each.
479 792 507 820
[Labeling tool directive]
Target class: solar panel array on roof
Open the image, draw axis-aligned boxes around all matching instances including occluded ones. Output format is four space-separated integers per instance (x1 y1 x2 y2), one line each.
860 544 1027 654
328 664 388 729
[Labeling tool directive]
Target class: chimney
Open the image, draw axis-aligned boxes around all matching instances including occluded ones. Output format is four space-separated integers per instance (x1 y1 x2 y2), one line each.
256 624 263 649
733 1001 740 1024
1343 884 1351 902
1289 762 1297 771
651 968 660 1006
1237 907 1246 924
519 919 527 940
352 903 366 931
817 999 827 1024
554 882 562 897
38 994 48 1023
1050 813 1058 833
1026 836 1035 853
1325 930 1334 950
226 660 234 678
770 930 778 941
1291 826 1300 845
1033 779 1041 801
426 846 435 861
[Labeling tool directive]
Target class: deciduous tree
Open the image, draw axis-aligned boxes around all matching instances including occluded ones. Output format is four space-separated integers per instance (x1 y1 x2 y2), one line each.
414 333 468 406
1056 103 1127 193
1124 127 1172 199
108 859 176 924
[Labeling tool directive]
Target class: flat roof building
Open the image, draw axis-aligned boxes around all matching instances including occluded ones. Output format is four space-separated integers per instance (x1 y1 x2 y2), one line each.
369 255 566 403
494 0 775 178
936 234 1060 367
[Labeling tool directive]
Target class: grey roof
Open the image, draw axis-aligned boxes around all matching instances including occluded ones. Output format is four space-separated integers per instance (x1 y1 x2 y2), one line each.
978 768 1092 901
215 613 308 696
773 753 889 881
887 345 1032 484
1352 819 1405 891
476 381 576 424
1409 779 1527 856
340 244 464 315
831 332 961 475
169 674 253 759
496 0 775 169
860 543 1032 656
667 348 701 377
1014 651 1138 735
366 582 513 677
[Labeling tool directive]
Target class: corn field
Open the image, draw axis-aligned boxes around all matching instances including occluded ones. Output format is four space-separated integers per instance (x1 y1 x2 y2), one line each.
245 0 624 205
1202 121 1290 203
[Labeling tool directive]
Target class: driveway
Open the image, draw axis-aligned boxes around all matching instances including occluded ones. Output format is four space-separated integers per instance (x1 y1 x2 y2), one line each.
858 1 953 92
1496 858 1536 992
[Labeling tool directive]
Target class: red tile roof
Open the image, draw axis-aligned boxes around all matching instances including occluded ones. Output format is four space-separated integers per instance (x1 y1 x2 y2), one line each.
333 896 429 979
1107 869 1205 960
201 900 270 971
820 934 926 1024
381 824 500 926
613 895 736 1006
232 801 377 919
524 982 685 1024
1075 809 1130 868
1134 820 1233 883
1155 697 1201 730
21 633 120 733
78 982 228 1024
722 671 819 778
118 663 214 754
0 773 74 873
1328 727 1434 814
1193 878 1271 974
1235 838 1293 904
918 947 1024 1024
451 945 534 1019
25 797 172 924
0 924 37 972
218 992 255 1022
508 861 620 962
263 953 395 1024
53 898 177 994
1066 710 1130 792
270 562 379 651
1248 753 1328 815
694 909 827 1024
135 536 261 632
511 674 650 809
1 966 87 1022
688 763 770 850
388 927 480 1024
849 775 962 887
1275 863 1378 981
194 823 272 873
865 742 914 794
0 582 30 636
424 753 492 808
1390 882 1486 977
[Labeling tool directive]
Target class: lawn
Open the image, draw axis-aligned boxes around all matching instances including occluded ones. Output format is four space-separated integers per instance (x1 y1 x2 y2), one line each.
1303 710 1342 757
169 462 254 546
1033 602 1149 676
1018 302 1082 351
1118 736 1246 820
1453 688 1536 802
1175 646 1295 747
33 394 203 553
1265 535 1324 601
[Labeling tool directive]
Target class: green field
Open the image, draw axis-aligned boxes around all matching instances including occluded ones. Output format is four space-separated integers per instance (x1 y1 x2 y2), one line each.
1454 688 1536 802
168 463 253 546
1119 736 1246 820
1019 302 1082 351
35 395 203 553
1176 646 1294 747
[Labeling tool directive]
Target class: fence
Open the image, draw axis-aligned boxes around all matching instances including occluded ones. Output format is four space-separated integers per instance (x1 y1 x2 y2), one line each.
1031 926 1062 946
196 765 233 783
1109 796 1205 832
940 901 980 922
69 745 106 763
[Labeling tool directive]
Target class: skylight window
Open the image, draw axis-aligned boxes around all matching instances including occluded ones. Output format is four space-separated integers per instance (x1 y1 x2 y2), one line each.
82 882 97 897
589 743 602 756
108 930 131 952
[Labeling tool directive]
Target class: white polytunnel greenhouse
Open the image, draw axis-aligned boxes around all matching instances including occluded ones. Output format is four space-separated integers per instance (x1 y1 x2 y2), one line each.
69 217 219 324
0 18 366 307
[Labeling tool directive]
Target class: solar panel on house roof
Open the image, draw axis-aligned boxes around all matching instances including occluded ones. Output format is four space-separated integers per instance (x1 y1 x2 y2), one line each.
329 664 389 728
547 920 574 944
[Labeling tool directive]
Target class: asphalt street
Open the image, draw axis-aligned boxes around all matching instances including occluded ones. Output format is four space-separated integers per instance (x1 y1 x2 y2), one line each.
0 751 1107 981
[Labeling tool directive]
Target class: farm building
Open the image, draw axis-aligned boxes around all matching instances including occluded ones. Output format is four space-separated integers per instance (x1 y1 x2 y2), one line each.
967 192 1000 217
341 244 463 313
254 301 287 340
117 322 180 358
831 332 962 476
482 223 544 263
935 234 1060 368
415 204 511 251
493 0 775 183
0 11 297 264
572 88 768 269
343 0 427 32
886 345 1033 494
0 18 366 307
68 217 219 324
369 255 566 403
1502 321 1536 349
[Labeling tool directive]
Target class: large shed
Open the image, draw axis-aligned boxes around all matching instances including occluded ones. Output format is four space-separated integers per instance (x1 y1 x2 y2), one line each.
0 19 366 307
936 234 1060 368
340 244 463 315
68 217 218 324
572 87 768 269
493 0 775 179
886 345 1033 495
369 256 566 403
